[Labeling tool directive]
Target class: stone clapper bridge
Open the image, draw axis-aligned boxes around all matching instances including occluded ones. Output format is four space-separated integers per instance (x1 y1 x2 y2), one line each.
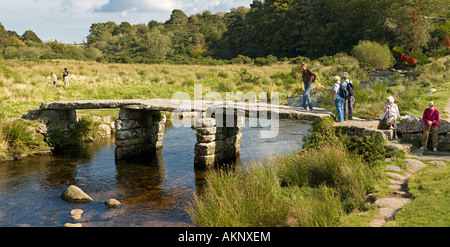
22 98 389 169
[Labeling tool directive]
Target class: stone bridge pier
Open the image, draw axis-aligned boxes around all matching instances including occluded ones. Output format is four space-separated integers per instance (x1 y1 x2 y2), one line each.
194 110 245 169
114 107 166 160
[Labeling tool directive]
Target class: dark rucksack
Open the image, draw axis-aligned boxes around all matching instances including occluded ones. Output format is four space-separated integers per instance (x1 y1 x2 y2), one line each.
338 83 349 99
347 81 355 96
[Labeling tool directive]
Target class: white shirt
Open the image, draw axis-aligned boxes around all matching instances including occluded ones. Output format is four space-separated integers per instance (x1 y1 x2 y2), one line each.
333 81 343 100
52 74 57 81
380 103 399 120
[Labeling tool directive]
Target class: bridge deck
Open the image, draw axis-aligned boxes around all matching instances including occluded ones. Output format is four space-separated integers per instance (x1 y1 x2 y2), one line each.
38 99 334 121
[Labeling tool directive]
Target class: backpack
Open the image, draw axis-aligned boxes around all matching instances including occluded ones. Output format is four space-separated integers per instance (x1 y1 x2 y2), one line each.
347 81 355 96
338 82 349 99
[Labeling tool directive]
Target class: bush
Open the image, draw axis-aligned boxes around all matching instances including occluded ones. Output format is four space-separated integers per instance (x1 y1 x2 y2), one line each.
303 116 342 150
290 56 311 65
254 55 278 66
3 46 48 59
351 40 395 70
231 55 253 64
339 134 387 164
83 47 103 60
277 145 374 212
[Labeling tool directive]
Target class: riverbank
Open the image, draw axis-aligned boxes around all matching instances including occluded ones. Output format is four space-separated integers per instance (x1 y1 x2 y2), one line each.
0 114 115 162
187 117 386 226
187 116 450 227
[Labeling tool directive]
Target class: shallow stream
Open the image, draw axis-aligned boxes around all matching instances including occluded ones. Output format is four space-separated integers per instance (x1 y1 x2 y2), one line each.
0 119 311 227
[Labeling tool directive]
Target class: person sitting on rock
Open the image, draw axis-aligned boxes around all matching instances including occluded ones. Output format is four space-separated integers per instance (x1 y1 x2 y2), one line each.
420 101 440 152
380 96 400 139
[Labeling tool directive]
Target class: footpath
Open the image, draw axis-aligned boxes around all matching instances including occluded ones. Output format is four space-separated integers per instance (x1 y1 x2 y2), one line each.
330 97 450 227
371 98 450 227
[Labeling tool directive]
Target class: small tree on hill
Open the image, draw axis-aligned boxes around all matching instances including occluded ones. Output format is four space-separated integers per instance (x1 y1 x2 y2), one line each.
351 40 395 70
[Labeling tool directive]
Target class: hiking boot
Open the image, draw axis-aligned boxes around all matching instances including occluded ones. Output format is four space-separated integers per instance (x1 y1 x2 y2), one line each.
433 148 437 152
419 146 425 150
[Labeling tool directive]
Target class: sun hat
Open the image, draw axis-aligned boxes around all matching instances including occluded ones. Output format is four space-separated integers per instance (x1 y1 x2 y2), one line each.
429 101 434 106
387 96 395 103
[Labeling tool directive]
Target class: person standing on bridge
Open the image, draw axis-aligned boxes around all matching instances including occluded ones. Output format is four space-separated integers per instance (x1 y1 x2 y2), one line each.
343 72 355 120
420 101 440 152
301 63 317 111
331 76 345 122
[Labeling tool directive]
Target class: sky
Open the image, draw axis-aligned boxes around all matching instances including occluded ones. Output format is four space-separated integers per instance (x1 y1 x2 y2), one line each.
0 0 253 44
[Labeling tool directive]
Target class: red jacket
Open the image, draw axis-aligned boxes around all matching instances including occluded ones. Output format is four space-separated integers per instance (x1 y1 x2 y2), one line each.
423 108 440 127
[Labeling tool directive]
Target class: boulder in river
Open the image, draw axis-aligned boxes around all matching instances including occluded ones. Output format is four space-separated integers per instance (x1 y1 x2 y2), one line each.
60 185 93 203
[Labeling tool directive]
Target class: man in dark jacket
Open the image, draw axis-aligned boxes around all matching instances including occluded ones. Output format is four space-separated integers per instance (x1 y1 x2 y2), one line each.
63 68 69 87
301 63 316 111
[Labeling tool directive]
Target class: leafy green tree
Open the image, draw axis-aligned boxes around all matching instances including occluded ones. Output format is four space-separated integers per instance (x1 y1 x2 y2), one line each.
21 30 42 44
167 9 189 25
138 30 172 59
351 40 395 70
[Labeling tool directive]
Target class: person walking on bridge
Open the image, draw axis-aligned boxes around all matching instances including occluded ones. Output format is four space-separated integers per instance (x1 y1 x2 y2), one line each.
301 63 317 111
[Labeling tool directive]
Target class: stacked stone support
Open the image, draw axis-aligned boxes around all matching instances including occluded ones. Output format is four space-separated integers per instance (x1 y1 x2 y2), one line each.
194 113 244 169
115 108 166 160
22 108 77 132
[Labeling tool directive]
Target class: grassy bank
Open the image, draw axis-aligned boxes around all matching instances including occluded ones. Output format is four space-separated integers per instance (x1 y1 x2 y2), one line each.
0 115 111 161
0 119 50 161
187 117 395 227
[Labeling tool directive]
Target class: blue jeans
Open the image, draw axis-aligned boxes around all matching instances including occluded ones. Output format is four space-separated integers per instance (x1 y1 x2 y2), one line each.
303 83 313 110
335 98 345 122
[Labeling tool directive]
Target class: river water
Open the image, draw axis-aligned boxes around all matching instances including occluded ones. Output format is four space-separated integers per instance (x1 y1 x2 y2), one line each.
0 119 311 227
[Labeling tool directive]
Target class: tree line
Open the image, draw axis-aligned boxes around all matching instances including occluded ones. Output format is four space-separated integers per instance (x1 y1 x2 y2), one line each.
1 0 449 65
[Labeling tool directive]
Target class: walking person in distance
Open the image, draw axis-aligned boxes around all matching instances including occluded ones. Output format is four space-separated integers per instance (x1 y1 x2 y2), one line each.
301 63 317 111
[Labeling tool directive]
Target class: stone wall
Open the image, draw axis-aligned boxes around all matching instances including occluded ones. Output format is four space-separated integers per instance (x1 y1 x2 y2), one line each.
194 114 244 169
22 108 77 132
397 117 450 144
114 108 166 160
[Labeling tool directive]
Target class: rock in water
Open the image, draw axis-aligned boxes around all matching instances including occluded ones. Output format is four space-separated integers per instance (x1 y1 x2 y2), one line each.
64 223 83 227
70 209 84 220
60 185 93 203
105 198 121 208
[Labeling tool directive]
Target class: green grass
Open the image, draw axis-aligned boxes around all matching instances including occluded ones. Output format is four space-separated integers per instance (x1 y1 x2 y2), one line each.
187 117 384 227
0 119 50 160
187 143 381 227
385 160 450 227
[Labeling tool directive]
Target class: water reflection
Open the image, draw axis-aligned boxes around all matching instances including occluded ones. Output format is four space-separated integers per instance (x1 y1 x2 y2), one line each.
0 119 311 227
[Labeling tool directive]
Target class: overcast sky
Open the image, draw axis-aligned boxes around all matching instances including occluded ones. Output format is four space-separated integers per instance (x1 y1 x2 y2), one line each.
0 0 253 44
